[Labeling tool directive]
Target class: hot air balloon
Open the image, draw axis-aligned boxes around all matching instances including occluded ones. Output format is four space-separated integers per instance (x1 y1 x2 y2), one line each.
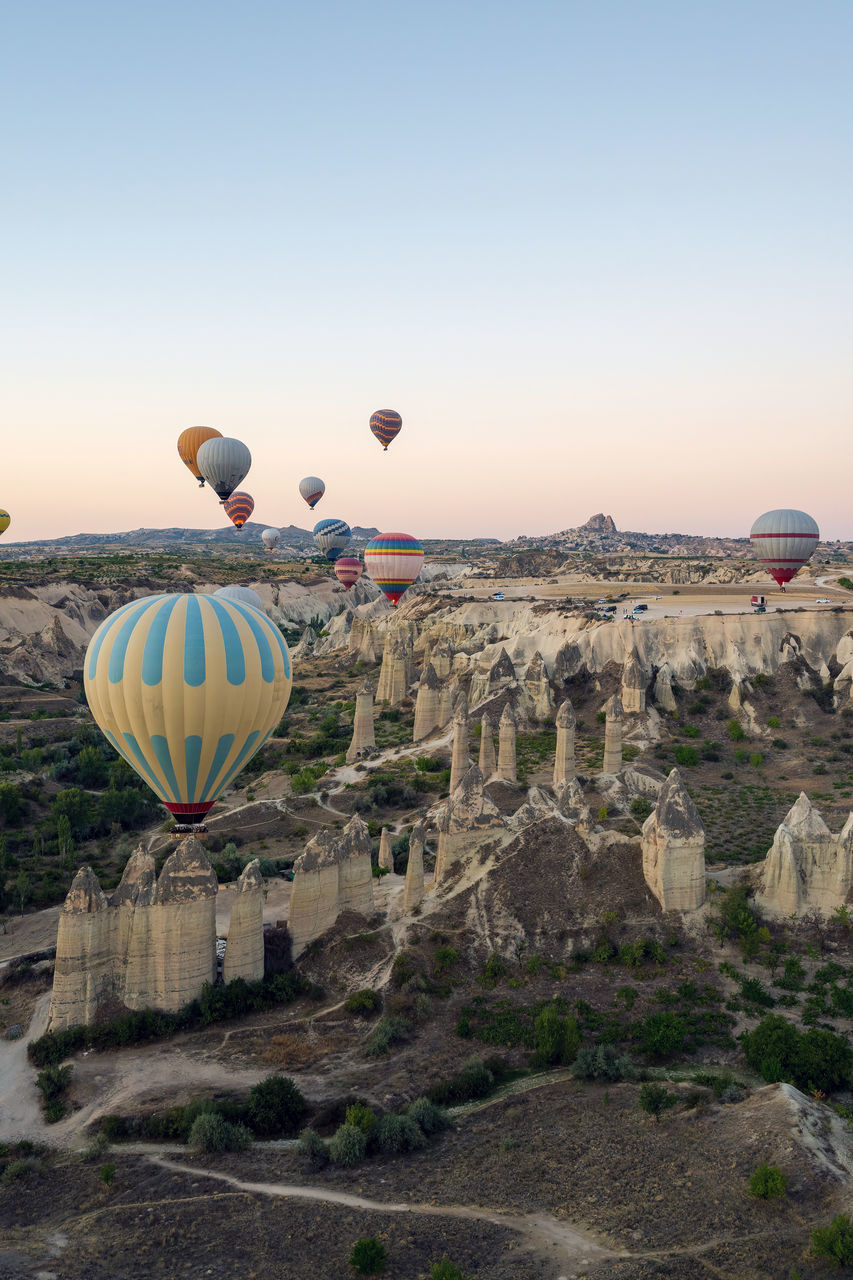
364 532 424 605
0 510 9 537
261 528 280 551
213 585 264 611
223 491 254 529
177 426 222 486
299 476 325 509
334 556 363 591
196 437 252 501
749 509 820 590
84 593 291 830
369 410 402 451
313 518 351 562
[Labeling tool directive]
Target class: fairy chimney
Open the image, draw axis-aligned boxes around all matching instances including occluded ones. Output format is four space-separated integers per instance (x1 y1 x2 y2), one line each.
479 712 497 780
497 704 517 782
602 694 623 774
642 769 706 911
346 677 376 762
553 699 576 787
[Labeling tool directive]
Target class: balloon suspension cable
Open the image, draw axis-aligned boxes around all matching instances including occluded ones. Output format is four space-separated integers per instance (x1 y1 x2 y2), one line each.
170 823 208 841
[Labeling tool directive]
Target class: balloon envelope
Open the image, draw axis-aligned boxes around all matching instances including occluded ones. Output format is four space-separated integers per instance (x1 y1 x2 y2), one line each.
84 593 291 826
313 518 351 562
196 437 252 501
749 509 820 587
0 510 9 537
261 528 280 550
334 557 363 591
369 410 402 451
177 426 222 485
223 491 254 529
213 585 264 611
299 476 325 509
364 532 424 605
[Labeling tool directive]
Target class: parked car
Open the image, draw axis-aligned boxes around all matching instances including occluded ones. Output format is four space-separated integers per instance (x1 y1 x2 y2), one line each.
633 603 648 612
816 597 831 604
492 591 505 601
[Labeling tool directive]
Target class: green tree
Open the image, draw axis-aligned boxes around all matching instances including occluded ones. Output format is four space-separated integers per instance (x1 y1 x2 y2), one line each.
749 1164 787 1198
349 1237 387 1275
15 870 31 915
641 1011 686 1059
638 1081 678 1122
533 1007 580 1067
812 1214 853 1267
247 1074 307 1137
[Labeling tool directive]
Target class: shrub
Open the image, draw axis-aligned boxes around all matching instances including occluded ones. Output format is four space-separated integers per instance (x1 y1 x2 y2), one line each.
376 1113 427 1154
533 1008 580 1067
100 1162 116 1185
427 1057 495 1106
430 1261 471 1280
80 1132 109 1163
749 753 764 768
188 1112 252 1153
573 1044 637 1081
727 719 746 741
812 1214 853 1267
673 745 699 767
749 1163 787 1198
345 1103 377 1137
297 1127 329 1167
742 1015 853 1093
407 1097 448 1135
638 1082 678 1122
247 1074 307 1137
349 1237 387 1274
365 1016 412 1056
630 796 653 821
641 1011 686 1059
329 1123 367 1167
1 1157 42 1183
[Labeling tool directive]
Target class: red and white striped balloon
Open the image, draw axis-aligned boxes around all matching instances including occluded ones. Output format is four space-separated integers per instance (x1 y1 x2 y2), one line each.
334 557 363 591
749 509 819 588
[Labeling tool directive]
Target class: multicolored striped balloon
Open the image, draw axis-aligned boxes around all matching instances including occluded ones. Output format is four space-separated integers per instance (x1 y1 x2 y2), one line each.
313 518 351 562
223 491 254 529
299 476 325 509
364 532 424 605
334 556 363 591
84 593 292 827
749 509 820 588
369 409 402 451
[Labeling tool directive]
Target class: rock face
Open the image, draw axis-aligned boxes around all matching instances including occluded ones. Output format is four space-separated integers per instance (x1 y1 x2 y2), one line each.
553 699 576 787
378 827 394 872
292 625 317 660
497 704 517 782
621 651 647 714
469 646 517 707
755 794 853 918
413 663 442 741
438 677 457 728
289 814 375 955
449 697 471 793
653 664 678 712
523 651 555 722
641 769 706 911
429 640 455 681
349 617 378 664
479 712 497 780
403 822 425 912
434 765 505 884
346 678 376 762
602 694 623 774
223 860 265 983
376 629 414 706
49 837 219 1031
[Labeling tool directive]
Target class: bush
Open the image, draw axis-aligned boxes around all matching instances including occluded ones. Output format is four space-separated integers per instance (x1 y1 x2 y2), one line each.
427 1057 495 1106
80 1132 110 1163
749 1163 787 1198
365 1016 412 1056
641 1011 686 1059
638 1081 678 1122
727 719 746 741
297 1127 329 1167
376 1113 427 1154
346 1103 377 1137
345 989 382 1017
533 1007 580 1067
673 745 699 767
430 1261 471 1280
349 1237 387 1274
630 797 653 821
188 1112 252 1153
247 1074 307 1137
812 1214 853 1267
100 1162 116 1185
742 1015 853 1093
407 1097 448 1135
1 1157 42 1183
573 1044 637 1081
329 1122 367 1167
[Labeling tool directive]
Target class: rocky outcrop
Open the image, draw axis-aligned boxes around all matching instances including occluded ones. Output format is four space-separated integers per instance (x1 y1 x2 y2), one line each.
112 848 158 1009
449 697 471 793
349 617 378 665
553 699 576 787
755 795 853 918
404 823 425 912
523 651 554 722
289 814 375 955
653 664 678 712
346 678 376 762
413 663 442 741
557 777 592 829
479 712 496 780
469 646 517 708
292 625 317 660
602 694 623 774
434 766 505 884
148 838 218 1010
378 827 394 872
49 867 113 1030
429 640 455 681
497 704 517 782
337 814 375 915
223 860 265 983
641 769 705 911
621 651 647 714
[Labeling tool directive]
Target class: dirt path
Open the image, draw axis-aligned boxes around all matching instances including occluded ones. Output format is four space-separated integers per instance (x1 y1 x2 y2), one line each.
0 991 50 1143
148 1154 621 1276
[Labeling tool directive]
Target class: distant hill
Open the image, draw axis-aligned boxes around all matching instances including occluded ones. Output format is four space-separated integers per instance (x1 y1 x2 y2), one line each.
0 522 381 558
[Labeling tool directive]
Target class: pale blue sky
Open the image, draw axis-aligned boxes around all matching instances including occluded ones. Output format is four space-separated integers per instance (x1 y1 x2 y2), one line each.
2 1 851 541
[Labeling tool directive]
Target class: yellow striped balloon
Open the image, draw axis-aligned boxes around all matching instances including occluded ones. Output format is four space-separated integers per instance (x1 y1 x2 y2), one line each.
0 510 9 537
84 593 292 826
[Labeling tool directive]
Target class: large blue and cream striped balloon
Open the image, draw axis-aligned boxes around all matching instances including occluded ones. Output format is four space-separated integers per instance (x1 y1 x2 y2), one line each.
84 593 292 826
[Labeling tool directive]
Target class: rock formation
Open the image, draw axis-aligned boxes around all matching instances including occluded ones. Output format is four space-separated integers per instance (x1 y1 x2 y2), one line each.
552 699 576 787
349 617 378 664
223 860 265 983
641 769 706 911
523 651 554 722
429 640 455 681
112 848 157 1010
469 646 517 708
621 651 647 714
438 677 457 728
378 826 394 872
147 838 219 1010
376 626 414 705
449 696 471 793
755 794 853 918
413 663 442 741
288 814 375 955
557 777 592 829
602 694 623 774
478 712 496 780
403 822 425 912
434 765 505 884
653 664 678 712
292 625 317 660
49 867 113 1031
346 677 376 762
497 704 517 782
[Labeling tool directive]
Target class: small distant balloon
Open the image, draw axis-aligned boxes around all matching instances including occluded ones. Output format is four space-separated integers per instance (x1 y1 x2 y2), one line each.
364 532 424 605
334 557 363 591
177 426 222 486
313 518 351 562
196 437 252 501
749 508 820 589
299 476 325 509
213 584 264 611
223 492 254 529
261 528 280 551
369 410 402 451
0 510 9 537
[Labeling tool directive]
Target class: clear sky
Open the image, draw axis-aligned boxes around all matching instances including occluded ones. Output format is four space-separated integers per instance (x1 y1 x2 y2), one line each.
2 1 852 543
